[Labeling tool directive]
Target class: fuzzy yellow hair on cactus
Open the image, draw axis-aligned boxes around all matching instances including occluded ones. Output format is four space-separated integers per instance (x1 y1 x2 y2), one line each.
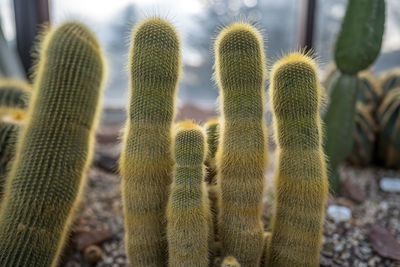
0 21 105 266
167 120 210 266
215 22 268 266
267 52 328 267
120 17 181 266
221 256 241 267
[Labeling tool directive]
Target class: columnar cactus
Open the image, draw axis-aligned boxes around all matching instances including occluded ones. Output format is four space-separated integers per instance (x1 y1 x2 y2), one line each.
0 120 20 198
0 80 31 119
167 120 209 267
267 52 328 266
334 0 385 74
376 87 400 168
215 22 267 266
119 17 181 266
0 21 105 266
204 119 220 243
204 118 219 185
324 0 385 193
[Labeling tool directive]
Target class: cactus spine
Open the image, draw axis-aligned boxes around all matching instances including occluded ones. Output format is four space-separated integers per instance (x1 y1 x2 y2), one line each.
120 18 181 266
167 120 209 267
0 21 105 266
215 23 267 266
267 53 328 266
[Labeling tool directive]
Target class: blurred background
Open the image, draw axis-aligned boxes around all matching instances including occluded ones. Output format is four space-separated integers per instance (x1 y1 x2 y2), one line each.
1 0 399 110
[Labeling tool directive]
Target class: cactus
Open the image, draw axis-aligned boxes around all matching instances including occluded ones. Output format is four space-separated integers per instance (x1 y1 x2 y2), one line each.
221 256 241 267
0 120 21 199
334 0 385 74
204 119 219 185
167 120 209 267
0 21 105 266
0 80 31 119
358 71 381 109
324 73 359 193
380 67 400 96
119 17 181 266
347 103 377 166
215 22 267 266
376 87 400 168
267 52 328 266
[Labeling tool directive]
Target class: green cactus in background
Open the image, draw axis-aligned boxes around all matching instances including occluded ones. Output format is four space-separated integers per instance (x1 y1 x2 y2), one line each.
120 17 181 266
167 120 209 267
324 73 360 193
215 22 267 266
267 52 328 267
376 87 400 168
380 68 400 96
334 0 385 74
347 103 377 166
0 121 21 199
0 21 105 266
221 256 241 267
0 80 31 120
324 0 385 193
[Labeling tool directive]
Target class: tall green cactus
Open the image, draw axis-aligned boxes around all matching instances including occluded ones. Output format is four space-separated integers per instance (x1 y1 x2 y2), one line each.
267 52 328 267
167 120 209 267
324 0 385 193
334 0 385 74
215 22 267 266
324 73 360 192
0 21 105 266
0 121 20 199
120 17 181 266
0 80 31 119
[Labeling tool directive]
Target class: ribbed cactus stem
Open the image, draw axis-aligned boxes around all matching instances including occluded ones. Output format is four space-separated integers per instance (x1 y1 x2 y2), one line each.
120 17 181 266
0 120 21 199
267 52 328 267
215 22 267 266
0 21 105 266
167 120 209 267
204 118 219 185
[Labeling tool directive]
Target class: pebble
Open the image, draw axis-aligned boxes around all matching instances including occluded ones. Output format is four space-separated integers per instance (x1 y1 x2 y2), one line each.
379 177 400 193
327 205 352 222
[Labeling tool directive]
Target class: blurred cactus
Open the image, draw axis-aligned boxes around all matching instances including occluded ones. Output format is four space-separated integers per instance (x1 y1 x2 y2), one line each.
215 22 267 266
347 103 377 166
334 0 385 74
0 21 105 266
324 0 385 193
267 52 328 266
376 87 400 168
0 80 31 120
0 120 20 199
119 18 181 266
167 120 209 267
380 68 400 96
204 119 219 185
358 71 382 109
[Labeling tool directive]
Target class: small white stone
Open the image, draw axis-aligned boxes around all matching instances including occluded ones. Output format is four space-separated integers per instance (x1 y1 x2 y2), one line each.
327 205 352 222
380 177 400 192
